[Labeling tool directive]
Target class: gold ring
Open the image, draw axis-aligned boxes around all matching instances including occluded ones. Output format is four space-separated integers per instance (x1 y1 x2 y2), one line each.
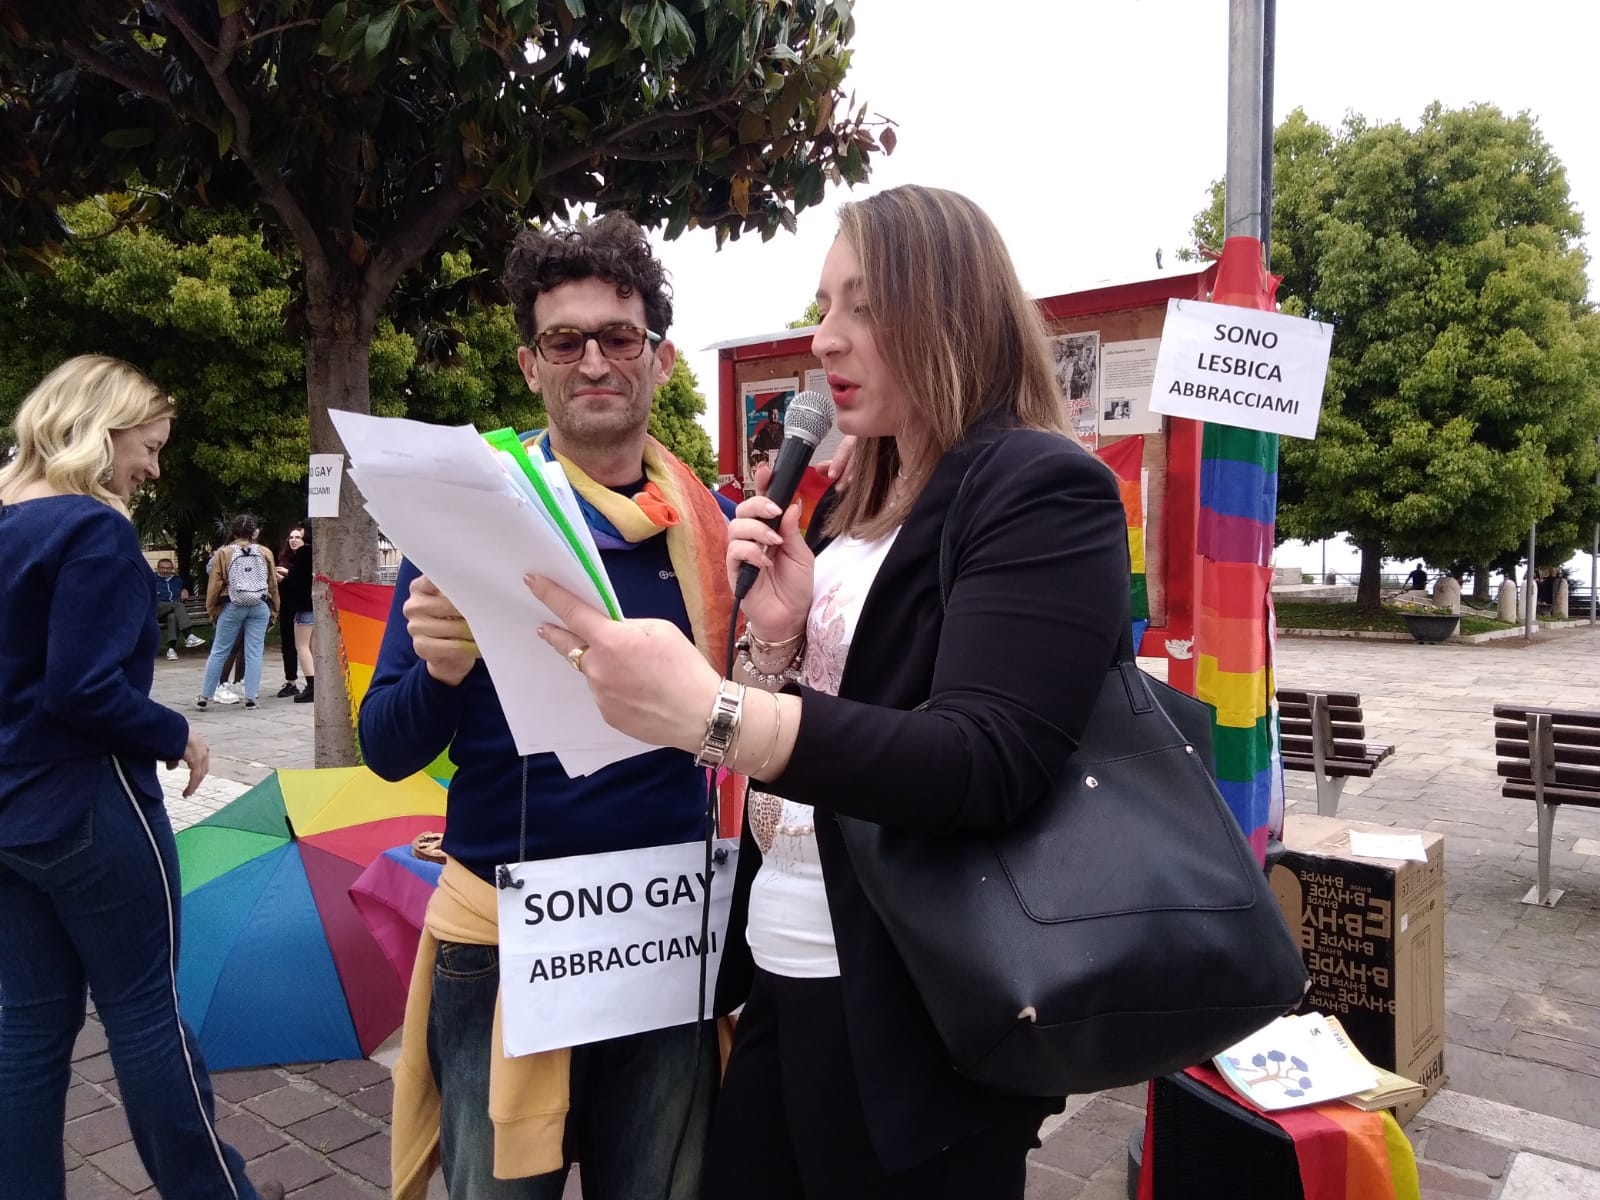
567 644 589 673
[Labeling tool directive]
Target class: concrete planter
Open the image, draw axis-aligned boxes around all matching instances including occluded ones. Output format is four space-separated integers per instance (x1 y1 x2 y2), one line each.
1402 612 1460 643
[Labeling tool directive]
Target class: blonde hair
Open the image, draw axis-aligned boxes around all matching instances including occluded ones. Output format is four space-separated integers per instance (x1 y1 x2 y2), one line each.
0 356 174 513
825 186 1071 540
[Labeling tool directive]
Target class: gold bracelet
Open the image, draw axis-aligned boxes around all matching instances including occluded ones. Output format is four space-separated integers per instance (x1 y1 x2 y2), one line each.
749 690 782 779
747 625 804 655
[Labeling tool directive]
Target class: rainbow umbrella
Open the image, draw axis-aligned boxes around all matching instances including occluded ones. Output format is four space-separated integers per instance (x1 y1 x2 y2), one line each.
175 767 447 1069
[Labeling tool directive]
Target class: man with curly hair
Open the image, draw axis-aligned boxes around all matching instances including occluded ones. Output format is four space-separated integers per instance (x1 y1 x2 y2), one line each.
362 214 735 1200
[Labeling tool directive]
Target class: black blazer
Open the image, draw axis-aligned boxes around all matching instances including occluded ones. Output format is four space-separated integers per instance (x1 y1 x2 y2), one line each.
714 420 1131 1172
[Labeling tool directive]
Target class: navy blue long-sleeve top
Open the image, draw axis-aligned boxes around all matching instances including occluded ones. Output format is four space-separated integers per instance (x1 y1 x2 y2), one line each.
358 482 735 880
0 495 190 847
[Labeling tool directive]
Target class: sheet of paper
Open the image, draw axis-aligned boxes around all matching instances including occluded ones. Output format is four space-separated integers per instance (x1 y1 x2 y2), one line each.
1347 830 1429 862
333 411 648 775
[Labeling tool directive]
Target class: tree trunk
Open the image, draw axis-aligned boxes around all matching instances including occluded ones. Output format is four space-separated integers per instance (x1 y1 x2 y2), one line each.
1355 538 1384 612
1471 561 1491 603
306 324 380 767
176 523 196 593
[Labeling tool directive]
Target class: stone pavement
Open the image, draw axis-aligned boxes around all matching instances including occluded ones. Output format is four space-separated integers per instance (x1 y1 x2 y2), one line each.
60 627 1600 1198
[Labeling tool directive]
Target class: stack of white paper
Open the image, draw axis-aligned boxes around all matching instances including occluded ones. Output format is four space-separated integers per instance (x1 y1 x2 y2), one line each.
330 411 651 776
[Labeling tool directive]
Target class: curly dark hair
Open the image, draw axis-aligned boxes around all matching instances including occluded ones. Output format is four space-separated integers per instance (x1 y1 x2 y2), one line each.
503 213 674 347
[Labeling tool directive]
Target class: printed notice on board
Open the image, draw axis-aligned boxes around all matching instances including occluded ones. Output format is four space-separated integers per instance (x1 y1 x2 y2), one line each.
1148 300 1333 439
1100 338 1163 436
307 453 344 518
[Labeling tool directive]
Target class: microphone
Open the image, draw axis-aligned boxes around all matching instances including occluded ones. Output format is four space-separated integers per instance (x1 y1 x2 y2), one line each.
733 389 835 602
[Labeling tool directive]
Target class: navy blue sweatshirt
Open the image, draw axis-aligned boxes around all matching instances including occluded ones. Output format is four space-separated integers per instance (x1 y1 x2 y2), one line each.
0 495 190 846
359 489 733 880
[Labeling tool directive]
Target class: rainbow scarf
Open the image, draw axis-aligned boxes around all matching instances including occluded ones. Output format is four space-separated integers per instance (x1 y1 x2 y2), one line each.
1137 1067 1421 1200
528 432 734 668
1194 236 1286 860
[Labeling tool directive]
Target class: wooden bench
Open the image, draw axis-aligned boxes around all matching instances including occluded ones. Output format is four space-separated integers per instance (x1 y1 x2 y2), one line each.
1494 703 1600 907
1276 689 1394 817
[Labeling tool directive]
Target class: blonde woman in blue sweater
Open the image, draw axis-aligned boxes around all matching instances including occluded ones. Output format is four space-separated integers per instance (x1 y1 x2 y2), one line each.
0 357 278 1200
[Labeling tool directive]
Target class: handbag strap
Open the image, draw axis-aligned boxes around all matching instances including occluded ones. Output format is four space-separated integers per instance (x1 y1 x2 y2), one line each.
937 446 1138 666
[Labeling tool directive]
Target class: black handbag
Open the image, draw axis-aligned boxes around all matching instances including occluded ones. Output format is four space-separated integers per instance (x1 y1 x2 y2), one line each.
836 455 1308 1097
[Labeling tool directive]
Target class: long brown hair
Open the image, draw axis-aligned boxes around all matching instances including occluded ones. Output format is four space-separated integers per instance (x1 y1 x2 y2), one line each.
824 186 1070 540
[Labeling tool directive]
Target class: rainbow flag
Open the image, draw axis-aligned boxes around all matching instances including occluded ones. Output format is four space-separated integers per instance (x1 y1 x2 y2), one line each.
1193 238 1285 859
1095 437 1150 653
324 579 456 786
1138 1067 1421 1200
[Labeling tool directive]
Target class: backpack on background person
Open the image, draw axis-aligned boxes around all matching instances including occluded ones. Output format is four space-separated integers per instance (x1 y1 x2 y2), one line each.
225 546 270 607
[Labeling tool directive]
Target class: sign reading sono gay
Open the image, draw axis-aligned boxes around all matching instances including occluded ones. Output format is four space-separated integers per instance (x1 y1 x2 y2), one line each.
1148 299 1334 440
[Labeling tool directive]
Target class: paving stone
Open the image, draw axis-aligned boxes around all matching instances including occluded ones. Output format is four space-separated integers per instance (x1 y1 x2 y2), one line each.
64 1107 133 1156
1032 1125 1125 1181
243 1084 338 1127
1499 1152 1600 1199
1446 1045 1600 1127
1501 992 1600 1050
75 1052 117 1084
280 1175 383 1199
1415 1159 1498 1197
1063 1097 1143 1144
65 1166 130 1200
247 1144 335 1192
288 1106 381 1153
346 1081 394 1119
329 1133 391 1188
86 1141 153 1193
1507 1030 1600 1076
1421 1127 1514 1178
305 1058 391 1096
65 1081 116 1121
213 1068 292 1104
1025 1163 1089 1199
73 1022 110 1059
214 1111 290 1160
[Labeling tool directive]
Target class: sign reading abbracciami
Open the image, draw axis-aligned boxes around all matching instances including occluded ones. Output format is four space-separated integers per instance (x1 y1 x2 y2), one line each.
1147 299 1333 439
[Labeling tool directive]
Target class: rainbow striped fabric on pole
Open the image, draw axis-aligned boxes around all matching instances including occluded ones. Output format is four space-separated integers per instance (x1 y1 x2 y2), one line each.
1095 436 1150 654
1195 237 1286 859
324 579 455 786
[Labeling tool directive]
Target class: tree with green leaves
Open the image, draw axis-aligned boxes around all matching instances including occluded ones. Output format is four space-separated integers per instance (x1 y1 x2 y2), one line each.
787 298 821 329
1188 105 1600 609
2 0 886 760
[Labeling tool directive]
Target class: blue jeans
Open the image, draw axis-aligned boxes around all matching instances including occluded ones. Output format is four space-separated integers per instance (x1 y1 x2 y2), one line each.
201 602 271 701
426 941 716 1199
0 759 257 1200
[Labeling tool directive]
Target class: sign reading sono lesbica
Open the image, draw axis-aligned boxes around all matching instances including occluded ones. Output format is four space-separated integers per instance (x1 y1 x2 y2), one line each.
496 840 737 1057
1147 299 1333 439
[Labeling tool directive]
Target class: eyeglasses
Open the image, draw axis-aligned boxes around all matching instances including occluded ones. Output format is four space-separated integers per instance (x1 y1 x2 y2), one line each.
533 324 661 364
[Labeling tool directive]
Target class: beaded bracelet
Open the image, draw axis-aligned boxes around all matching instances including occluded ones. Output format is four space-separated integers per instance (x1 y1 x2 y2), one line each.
735 637 801 688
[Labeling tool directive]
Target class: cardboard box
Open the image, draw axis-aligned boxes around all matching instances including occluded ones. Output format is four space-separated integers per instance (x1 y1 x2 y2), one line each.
1268 814 1447 1123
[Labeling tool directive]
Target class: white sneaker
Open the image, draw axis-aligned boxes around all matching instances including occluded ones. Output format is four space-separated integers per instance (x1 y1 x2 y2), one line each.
183 634 206 648
215 685 241 705
166 647 178 660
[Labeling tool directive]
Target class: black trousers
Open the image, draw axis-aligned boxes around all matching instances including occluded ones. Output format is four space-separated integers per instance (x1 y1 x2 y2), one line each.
704 969 1043 1200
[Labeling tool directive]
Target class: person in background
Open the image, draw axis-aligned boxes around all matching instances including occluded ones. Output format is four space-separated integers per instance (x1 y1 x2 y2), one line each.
197 514 279 711
1407 562 1428 592
0 355 280 1200
274 526 306 697
528 185 1128 1199
204 540 249 703
284 524 316 704
151 557 206 660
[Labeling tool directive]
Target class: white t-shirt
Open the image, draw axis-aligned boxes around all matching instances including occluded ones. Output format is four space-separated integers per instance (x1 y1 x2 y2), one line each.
746 527 901 978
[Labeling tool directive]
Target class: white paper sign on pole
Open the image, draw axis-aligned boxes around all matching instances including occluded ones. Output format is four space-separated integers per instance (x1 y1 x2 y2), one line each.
496 840 738 1057
1147 299 1333 439
307 453 344 518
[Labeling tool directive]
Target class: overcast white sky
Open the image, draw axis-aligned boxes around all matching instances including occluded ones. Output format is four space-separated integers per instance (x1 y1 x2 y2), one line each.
652 0 1600 578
